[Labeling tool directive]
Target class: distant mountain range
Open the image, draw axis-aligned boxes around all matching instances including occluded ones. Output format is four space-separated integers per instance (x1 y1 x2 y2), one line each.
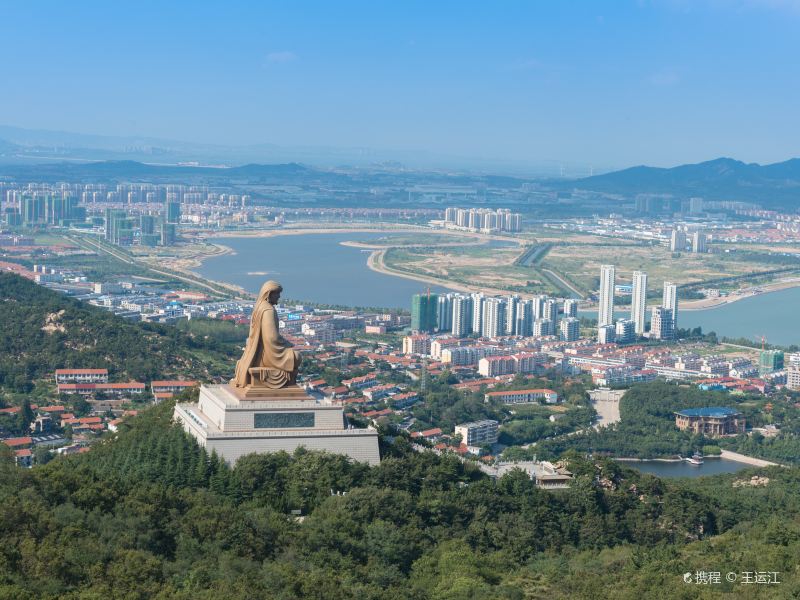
569 157 800 208
0 125 798 209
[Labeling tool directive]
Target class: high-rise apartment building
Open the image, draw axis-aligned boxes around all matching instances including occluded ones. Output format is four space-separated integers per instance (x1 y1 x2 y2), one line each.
515 300 533 337
533 318 554 337
563 299 578 318
597 324 616 344
560 317 580 341
759 349 784 376
670 229 686 252
437 294 453 332
692 231 707 254
450 294 473 337
598 265 615 328
630 271 647 336
650 306 674 340
662 281 678 331
165 200 181 224
505 296 519 335
411 293 439 333
471 293 485 335
160 222 176 247
482 298 507 338
543 298 559 326
615 319 635 344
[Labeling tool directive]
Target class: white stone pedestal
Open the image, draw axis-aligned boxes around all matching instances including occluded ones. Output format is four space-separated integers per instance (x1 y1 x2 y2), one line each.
174 384 380 465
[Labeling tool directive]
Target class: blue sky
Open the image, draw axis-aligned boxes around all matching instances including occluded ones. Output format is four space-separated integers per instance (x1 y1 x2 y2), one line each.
0 1 798 170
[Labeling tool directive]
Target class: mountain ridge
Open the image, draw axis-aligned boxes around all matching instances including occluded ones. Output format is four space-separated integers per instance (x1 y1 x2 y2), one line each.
570 156 800 207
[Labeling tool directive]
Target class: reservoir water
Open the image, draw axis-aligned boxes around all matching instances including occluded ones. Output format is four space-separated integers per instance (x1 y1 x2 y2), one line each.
581 286 800 346
680 287 800 347
619 457 751 478
196 232 457 309
198 232 800 342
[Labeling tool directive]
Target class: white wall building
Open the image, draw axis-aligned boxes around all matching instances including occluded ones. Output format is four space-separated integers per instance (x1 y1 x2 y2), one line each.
630 270 647 336
598 264 615 328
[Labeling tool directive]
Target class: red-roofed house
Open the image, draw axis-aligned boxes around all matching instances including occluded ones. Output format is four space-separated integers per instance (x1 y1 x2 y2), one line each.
342 373 380 390
150 380 197 397
14 448 32 468
2 436 33 449
411 428 443 441
305 378 328 392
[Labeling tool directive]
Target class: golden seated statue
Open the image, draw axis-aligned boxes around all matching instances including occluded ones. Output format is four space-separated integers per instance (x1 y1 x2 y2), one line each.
231 281 303 399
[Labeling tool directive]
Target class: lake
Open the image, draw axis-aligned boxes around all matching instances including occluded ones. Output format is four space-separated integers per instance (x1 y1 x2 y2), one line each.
581 286 800 346
680 287 800 347
196 232 458 309
619 457 750 478
198 232 800 343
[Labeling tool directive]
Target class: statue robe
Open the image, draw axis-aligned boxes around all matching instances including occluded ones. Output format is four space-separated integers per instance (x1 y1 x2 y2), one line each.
233 303 299 387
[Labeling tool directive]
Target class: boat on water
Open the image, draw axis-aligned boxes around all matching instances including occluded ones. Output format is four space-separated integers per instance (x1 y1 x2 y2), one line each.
685 453 704 466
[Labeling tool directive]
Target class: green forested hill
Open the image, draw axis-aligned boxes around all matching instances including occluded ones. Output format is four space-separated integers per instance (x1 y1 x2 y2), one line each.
2 273 800 598
0 400 798 599
539 381 800 465
0 273 235 392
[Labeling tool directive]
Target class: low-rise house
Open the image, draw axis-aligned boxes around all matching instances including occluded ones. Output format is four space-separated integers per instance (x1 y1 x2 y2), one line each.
150 380 197 398
362 384 399 401
2 436 33 450
342 373 380 390
390 392 419 409
674 407 745 437
57 382 145 396
14 448 33 468
484 388 558 405
410 427 443 442
54 368 109 384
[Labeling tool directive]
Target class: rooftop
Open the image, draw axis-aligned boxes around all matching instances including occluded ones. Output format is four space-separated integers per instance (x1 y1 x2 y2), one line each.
675 407 741 418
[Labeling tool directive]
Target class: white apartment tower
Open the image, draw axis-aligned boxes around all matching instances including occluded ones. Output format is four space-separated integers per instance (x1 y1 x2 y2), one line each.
471 293 485 336
598 265 615 328
437 294 453 332
450 294 473 337
662 281 678 331
563 299 578 318
515 300 533 337
692 231 707 254
670 229 686 252
482 298 507 338
505 295 519 335
560 317 580 342
651 306 674 340
630 271 647 336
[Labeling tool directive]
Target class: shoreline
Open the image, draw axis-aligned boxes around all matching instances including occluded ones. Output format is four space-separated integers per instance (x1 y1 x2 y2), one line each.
193 226 533 299
583 276 800 315
163 227 800 314
680 277 800 311
366 247 546 300
616 451 782 468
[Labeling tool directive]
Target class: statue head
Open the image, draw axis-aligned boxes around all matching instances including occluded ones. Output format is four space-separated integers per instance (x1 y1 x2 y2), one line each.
258 280 283 305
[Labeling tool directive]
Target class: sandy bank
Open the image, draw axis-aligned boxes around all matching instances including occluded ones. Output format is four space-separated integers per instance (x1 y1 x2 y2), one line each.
681 277 800 311
719 449 783 467
366 248 542 299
